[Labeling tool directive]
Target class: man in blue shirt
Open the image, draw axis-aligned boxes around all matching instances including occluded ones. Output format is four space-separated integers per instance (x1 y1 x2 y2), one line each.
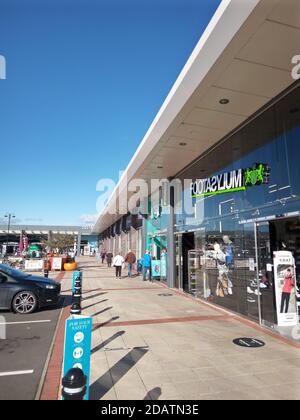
143 251 152 281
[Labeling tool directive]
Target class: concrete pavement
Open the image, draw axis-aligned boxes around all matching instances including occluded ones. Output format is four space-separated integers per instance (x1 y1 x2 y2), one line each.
72 258 300 401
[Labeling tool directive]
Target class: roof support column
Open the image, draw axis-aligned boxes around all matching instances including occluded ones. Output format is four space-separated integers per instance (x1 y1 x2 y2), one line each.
167 185 175 289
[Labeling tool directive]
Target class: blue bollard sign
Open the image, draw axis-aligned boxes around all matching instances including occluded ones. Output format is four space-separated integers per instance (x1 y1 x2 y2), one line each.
62 316 92 400
72 271 82 293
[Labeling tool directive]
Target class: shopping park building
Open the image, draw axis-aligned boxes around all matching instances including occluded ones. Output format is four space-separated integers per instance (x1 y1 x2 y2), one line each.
93 0 300 330
0 225 98 256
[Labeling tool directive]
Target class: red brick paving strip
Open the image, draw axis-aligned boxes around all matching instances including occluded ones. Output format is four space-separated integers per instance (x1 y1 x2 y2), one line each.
84 287 161 292
93 314 232 330
40 272 69 400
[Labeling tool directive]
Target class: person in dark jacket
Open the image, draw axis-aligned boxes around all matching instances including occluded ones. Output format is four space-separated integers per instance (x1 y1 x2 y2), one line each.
106 252 113 268
101 249 107 264
125 250 136 278
143 251 152 281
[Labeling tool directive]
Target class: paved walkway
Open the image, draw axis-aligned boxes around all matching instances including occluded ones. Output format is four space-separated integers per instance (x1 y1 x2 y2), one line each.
58 258 300 400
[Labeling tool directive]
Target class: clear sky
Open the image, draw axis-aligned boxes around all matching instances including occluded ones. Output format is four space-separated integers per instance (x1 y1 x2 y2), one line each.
0 0 221 226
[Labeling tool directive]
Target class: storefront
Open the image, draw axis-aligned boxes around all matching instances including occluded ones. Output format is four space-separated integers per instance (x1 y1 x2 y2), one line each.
174 83 300 328
93 0 300 331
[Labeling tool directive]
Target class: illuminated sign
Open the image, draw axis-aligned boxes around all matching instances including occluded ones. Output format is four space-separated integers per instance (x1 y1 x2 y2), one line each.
191 163 270 198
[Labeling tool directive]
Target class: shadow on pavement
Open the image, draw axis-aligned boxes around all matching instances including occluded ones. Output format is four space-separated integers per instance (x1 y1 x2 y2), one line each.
82 288 103 295
92 316 120 331
82 292 108 301
37 294 72 313
91 330 125 355
89 347 148 400
92 306 113 317
144 387 162 401
82 299 108 311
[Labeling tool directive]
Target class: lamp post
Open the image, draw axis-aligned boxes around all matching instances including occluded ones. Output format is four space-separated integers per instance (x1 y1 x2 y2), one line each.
4 214 15 256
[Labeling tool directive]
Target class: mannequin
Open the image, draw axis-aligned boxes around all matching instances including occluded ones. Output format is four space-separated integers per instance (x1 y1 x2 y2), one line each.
207 242 233 296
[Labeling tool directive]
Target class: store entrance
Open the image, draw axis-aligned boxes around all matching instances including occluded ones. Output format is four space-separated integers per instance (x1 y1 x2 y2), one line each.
182 233 195 292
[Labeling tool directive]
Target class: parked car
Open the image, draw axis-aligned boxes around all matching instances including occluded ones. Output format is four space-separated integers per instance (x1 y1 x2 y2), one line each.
0 264 61 314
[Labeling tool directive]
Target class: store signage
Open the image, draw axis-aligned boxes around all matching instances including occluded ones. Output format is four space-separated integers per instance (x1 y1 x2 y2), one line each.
190 163 270 198
273 251 298 327
62 316 92 400
52 257 62 271
24 259 43 271
84 245 90 256
161 252 167 278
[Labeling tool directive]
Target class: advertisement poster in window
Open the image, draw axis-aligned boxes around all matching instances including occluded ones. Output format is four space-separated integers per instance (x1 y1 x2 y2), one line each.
273 251 298 327
161 251 167 278
151 260 161 278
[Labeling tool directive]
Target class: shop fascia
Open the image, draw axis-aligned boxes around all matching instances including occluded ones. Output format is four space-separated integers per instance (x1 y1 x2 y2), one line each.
190 163 270 198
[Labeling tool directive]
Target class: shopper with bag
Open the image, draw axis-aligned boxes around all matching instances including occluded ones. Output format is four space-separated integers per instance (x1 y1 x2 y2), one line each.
113 253 124 279
125 250 136 278
142 250 152 282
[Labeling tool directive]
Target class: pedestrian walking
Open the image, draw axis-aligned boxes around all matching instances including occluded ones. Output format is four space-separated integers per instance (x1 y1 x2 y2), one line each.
143 250 152 281
43 259 51 278
106 251 113 268
125 249 136 278
113 253 124 279
101 249 107 264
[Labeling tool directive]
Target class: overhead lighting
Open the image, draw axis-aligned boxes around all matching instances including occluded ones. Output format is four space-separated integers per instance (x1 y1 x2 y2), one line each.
219 98 230 105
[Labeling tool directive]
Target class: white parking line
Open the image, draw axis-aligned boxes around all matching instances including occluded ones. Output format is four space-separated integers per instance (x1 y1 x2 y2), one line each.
0 320 51 326
0 370 34 377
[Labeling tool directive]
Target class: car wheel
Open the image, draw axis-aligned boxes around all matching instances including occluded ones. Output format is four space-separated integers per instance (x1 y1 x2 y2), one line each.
12 291 38 314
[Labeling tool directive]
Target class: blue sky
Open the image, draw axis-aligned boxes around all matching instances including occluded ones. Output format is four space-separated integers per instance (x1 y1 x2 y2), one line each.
0 0 221 226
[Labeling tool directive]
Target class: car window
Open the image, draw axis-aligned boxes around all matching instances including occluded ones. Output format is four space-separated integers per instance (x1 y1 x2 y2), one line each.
0 265 25 278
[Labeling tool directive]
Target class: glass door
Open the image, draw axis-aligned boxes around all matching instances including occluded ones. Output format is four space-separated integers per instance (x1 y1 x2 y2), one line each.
255 222 277 326
175 234 183 290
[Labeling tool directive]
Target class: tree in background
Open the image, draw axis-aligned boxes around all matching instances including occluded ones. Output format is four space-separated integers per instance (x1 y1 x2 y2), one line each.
45 234 75 255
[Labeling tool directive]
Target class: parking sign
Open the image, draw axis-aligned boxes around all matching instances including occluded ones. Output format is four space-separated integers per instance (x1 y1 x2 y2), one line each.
62 316 92 400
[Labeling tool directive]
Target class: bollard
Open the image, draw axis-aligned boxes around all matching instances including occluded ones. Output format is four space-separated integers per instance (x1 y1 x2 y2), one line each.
74 284 82 296
62 368 87 400
70 301 82 315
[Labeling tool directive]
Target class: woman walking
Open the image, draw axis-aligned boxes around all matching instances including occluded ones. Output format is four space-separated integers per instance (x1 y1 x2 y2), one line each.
113 253 124 279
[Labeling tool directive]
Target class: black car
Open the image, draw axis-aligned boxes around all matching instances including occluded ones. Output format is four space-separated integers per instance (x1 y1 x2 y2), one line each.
0 264 61 314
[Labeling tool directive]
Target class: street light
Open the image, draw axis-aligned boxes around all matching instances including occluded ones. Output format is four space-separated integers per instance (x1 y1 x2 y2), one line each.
4 213 15 256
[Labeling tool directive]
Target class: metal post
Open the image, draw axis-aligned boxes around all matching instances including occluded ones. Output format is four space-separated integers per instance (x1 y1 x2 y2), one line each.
5 213 15 256
167 186 175 289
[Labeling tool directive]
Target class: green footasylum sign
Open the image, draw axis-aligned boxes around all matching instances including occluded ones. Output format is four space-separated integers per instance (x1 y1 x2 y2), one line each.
190 163 270 198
